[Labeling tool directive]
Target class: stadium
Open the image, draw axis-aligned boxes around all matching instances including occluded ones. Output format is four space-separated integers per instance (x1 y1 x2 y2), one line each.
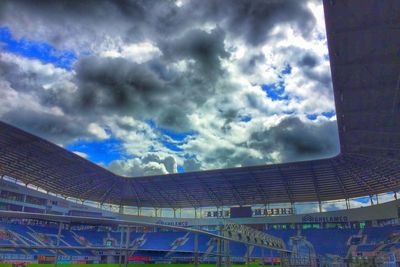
0 0 400 266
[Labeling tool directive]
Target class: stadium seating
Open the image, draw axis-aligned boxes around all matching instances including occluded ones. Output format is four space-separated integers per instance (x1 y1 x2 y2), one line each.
0 221 399 263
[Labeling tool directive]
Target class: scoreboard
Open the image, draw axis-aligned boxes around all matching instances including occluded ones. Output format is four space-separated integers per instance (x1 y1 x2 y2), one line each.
230 206 253 218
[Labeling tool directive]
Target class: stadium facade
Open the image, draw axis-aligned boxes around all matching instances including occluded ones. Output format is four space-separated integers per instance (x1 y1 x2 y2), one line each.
0 0 400 266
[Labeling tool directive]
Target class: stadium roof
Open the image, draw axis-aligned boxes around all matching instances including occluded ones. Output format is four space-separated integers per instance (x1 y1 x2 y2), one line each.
1 0 400 208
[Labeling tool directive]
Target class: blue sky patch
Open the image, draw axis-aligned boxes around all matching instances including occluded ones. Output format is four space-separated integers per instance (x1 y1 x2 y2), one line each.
262 83 289 101
306 114 318 121
0 27 76 69
353 196 370 204
160 140 184 152
146 119 196 152
177 165 185 173
158 127 196 142
282 64 292 75
240 115 252 122
322 111 336 118
66 138 125 165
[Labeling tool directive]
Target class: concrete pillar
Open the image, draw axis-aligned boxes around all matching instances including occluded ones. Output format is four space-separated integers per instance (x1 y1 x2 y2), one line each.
270 248 274 267
261 248 265 267
118 227 124 267
224 239 230 267
124 227 130 267
54 222 63 267
217 238 222 267
194 233 199 267
245 245 250 267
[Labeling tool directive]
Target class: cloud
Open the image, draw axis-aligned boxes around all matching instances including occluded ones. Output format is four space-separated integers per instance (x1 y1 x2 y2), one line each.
186 0 316 46
88 123 110 140
248 116 339 163
108 154 177 177
1 108 91 143
73 151 88 159
101 42 162 64
0 0 339 177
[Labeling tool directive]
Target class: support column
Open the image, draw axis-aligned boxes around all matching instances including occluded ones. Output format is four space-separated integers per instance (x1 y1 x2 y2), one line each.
261 248 265 267
318 202 322 213
217 238 222 267
224 239 230 267
124 227 130 267
370 195 374 205
246 245 250 267
194 233 199 267
54 222 62 267
394 191 398 200
118 226 124 267
270 248 274 267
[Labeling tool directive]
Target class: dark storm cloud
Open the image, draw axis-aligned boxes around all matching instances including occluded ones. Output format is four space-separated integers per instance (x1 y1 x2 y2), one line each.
240 53 266 74
65 27 230 131
174 116 339 173
0 58 41 94
160 28 229 78
75 56 165 115
0 0 184 48
190 116 339 170
299 53 319 68
1 108 91 144
249 117 339 162
0 0 316 50
187 0 316 46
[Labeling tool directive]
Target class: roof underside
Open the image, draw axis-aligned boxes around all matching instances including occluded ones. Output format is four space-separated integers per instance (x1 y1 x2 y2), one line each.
1 0 400 208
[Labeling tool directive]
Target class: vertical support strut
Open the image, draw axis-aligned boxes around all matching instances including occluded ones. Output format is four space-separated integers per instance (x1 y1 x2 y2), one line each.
246 245 250 267
54 221 62 267
270 248 274 267
261 248 265 267
194 233 199 267
217 238 222 267
118 226 124 267
124 227 130 267
224 239 230 267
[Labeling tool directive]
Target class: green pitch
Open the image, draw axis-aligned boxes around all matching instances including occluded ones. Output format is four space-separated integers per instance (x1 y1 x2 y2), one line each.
0 264 275 267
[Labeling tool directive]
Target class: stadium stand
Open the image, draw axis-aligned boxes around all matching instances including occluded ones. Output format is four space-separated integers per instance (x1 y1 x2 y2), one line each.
0 219 399 265
1 0 400 266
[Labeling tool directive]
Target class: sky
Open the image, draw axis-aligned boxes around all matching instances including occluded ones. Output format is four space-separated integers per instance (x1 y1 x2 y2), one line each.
0 0 340 178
